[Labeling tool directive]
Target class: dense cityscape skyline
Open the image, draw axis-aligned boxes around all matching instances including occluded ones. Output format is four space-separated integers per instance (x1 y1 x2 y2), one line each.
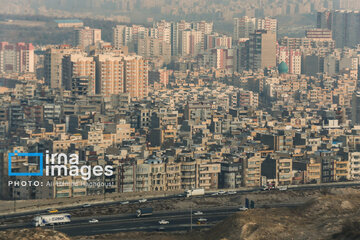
1 1 360 239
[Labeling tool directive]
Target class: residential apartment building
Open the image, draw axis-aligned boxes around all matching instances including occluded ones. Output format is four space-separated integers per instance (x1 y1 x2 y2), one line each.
243 154 262 187
180 159 197 190
44 46 82 89
248 30 276 70
179 30 203 57
349 152 360 180
205 34 232 50
305 159 322 183
137 36 171 64
115 119 133 144
0 42 34 73
333 158 350 181
193 21 213 35
170 20 192 56
277 46 302 75
61 54 96 93
165 162 182 191
219 162 242 189
123 55 148 100
52 175 87 198
352 92 360 125
74 27 102 49
233 17 277 40
276 158 293 186
317 10 360 48
305 29 332 40
112 25 133 48
198 162 220 189
95 54 148 99
135 164 151 192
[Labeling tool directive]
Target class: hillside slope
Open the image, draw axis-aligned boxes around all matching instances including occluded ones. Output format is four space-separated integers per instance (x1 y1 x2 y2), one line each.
205 193 360 240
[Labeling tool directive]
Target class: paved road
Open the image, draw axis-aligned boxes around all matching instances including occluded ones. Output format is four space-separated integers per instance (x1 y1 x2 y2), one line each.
0 203 303 236
53 208 235 236
0 181 359 223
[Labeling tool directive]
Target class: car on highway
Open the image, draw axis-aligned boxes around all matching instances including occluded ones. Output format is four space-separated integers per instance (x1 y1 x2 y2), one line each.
82 204 91 208
211 192 219 196
138 198 147 203
47 209 58 213
193 211 203 215
89 219 99 223
218 190 226 195
197 218 208 224
120 201 129 205
262 186 275 191
157 227 166 231
227 191 237 195
158 220 170 225
238 206 248 211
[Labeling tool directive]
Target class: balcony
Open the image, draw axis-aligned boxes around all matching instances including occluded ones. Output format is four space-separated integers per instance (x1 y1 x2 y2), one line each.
167 182 181 187
181 174 196 178
199 176 211 180
199 182 211 188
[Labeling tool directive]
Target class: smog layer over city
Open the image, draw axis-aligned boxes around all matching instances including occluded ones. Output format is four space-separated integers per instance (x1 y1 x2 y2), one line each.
0 0 360 239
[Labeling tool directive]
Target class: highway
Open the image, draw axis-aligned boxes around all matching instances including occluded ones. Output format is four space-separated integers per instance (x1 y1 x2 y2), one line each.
0 206 241 235
1 181 359 221
50 207 236 236
0 203 302 236
0 181 359 236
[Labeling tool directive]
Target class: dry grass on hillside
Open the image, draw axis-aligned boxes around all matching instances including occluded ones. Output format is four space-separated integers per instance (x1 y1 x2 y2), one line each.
0 228 70 240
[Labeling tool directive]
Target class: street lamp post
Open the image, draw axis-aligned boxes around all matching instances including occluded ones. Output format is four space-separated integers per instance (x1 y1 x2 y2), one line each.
13 187 16 212
190 204 192 231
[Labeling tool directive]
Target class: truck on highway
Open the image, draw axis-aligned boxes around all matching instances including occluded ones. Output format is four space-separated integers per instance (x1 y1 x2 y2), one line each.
136 208 153 217
185 188 205 197
277 186 288 191
33 213 71 227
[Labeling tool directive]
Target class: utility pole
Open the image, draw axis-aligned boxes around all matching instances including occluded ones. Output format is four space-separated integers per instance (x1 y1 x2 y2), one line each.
190 204 192 231
103 186 106 202
103 175 106 202
13 187 16 212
